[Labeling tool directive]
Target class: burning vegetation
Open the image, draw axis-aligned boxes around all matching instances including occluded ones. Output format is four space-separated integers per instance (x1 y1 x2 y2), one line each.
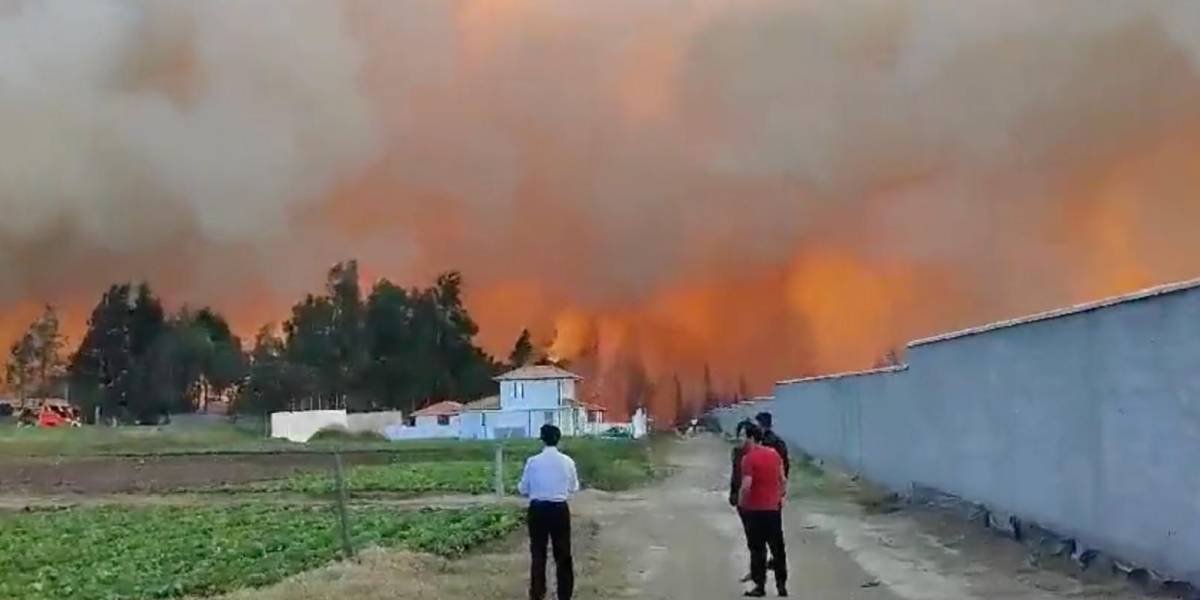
5 2 1200 421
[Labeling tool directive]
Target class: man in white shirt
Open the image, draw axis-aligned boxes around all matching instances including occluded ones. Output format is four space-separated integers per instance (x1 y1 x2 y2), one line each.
518 424 580 600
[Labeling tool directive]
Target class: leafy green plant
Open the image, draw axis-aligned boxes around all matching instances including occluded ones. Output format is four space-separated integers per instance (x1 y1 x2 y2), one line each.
0 504 522 600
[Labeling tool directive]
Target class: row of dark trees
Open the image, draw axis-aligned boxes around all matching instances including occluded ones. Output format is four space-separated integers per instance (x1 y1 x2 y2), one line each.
68 284 251 423
237 262 503 418
6 261 527 424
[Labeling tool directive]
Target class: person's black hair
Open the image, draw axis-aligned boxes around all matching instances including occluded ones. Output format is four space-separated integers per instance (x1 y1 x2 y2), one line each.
540 424 562 446
754 412 773 428
743 422 764 442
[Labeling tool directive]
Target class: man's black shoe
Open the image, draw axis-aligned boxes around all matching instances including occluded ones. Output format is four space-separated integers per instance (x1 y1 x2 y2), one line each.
743 588 766 598
777 584 789 597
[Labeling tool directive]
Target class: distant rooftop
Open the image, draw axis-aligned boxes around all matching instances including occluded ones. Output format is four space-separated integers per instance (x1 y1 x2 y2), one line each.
463 395 500 411
413 400 464 417
909 276 1200 347
495 365 582 381
570 400 608 413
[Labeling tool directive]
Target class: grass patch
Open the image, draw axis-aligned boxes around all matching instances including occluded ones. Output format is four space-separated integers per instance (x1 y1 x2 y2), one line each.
788 458 829 495
0 504 522 600
0 421 298 457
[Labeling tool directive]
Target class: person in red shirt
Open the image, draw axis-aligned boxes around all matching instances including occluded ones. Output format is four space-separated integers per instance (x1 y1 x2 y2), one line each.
738 423 788 597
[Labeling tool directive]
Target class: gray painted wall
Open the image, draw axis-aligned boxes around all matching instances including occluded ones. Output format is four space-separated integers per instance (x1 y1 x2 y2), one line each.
727 284 1200 583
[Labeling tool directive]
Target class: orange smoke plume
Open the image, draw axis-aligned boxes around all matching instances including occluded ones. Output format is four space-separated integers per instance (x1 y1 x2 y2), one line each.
5 2 1200 421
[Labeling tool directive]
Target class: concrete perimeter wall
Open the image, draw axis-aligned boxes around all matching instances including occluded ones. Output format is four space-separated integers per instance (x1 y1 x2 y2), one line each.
270 410 348 443
346 411 406 435
728 282 1200 583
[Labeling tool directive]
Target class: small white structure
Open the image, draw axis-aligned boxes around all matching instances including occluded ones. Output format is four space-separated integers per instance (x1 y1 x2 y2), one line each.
384 401 463 440
270 410 348 443
274 366 649 442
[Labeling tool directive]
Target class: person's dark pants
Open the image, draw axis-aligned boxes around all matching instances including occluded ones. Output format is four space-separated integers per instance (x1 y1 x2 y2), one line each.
738 508 776 574
529 500 573 600
745 509 787 590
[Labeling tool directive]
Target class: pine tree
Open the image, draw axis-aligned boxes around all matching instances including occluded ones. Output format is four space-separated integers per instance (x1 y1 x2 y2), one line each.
507 329 535 368
5 306 68 407
673 374 686 427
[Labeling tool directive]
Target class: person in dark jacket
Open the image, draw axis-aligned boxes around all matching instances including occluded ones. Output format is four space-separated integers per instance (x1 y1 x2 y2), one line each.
729 419 755 506
755 412 790 479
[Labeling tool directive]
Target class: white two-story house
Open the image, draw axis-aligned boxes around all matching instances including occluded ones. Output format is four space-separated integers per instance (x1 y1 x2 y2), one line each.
458 365 607 440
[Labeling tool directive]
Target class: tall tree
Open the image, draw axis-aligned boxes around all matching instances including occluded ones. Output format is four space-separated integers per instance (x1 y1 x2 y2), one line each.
146 307 248 414
284 293 337 408
673 374 686 427
70 283 171 423
363 280 416 411
327 260 368 408
71 284 135 421
239 325 310 415
507 329 535 368
702 363 716 412
6 306 68 407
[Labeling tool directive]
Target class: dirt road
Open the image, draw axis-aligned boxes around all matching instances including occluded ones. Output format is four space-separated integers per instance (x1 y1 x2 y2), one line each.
585 436 1140 600
221 436 1147 600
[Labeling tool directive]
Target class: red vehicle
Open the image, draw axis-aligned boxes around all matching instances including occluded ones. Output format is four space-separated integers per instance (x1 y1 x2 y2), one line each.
35 403 80 428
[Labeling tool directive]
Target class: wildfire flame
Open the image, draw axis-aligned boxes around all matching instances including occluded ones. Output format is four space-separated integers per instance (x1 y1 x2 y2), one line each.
4 1 1200 423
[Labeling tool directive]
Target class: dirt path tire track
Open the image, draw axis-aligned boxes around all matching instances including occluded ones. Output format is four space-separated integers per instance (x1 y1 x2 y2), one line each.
580 436 901 599
584 436 1145 600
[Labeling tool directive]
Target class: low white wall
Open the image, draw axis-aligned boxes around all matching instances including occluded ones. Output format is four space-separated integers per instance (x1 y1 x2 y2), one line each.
270 410 348 443
346 411 406 435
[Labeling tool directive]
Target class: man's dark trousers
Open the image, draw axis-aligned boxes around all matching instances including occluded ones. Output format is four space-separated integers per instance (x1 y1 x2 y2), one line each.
738 508 778 573
529 500 573 600
745 510 787 590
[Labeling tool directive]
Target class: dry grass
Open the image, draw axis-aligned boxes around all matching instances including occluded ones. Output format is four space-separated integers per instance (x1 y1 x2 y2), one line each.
213 515 624 600
214 548 526 600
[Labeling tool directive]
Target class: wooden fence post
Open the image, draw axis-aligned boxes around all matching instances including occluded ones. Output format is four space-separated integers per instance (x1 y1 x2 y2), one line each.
333 452 355 559
494 445 505 497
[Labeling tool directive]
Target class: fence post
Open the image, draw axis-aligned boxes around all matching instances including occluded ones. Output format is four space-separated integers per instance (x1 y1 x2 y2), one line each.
333 452 355 559
494 445 504 497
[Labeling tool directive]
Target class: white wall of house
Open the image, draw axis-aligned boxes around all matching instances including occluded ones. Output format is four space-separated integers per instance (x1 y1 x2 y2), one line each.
384 414 460 440
499 378 576 411
458 406 582 440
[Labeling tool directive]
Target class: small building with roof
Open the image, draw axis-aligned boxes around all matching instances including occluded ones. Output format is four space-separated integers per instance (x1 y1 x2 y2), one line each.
380 365 646 441
458 365 608 440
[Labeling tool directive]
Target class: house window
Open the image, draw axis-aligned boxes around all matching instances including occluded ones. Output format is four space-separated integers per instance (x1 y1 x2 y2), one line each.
406 417 416 427
481 413 488 428
516 382 526 399
543 411 554 424
437 415 450 426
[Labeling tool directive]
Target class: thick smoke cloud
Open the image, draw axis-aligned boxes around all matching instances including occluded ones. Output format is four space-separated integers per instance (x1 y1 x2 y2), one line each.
0 0 375 309
4 1 1200 411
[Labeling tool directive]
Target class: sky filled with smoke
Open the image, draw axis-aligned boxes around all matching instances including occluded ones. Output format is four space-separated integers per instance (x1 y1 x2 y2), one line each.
4 0 1200 410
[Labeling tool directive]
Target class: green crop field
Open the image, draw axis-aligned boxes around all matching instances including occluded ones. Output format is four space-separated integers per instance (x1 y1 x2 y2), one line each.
235 460 524 496
206 438 661 496
0 504 523 600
